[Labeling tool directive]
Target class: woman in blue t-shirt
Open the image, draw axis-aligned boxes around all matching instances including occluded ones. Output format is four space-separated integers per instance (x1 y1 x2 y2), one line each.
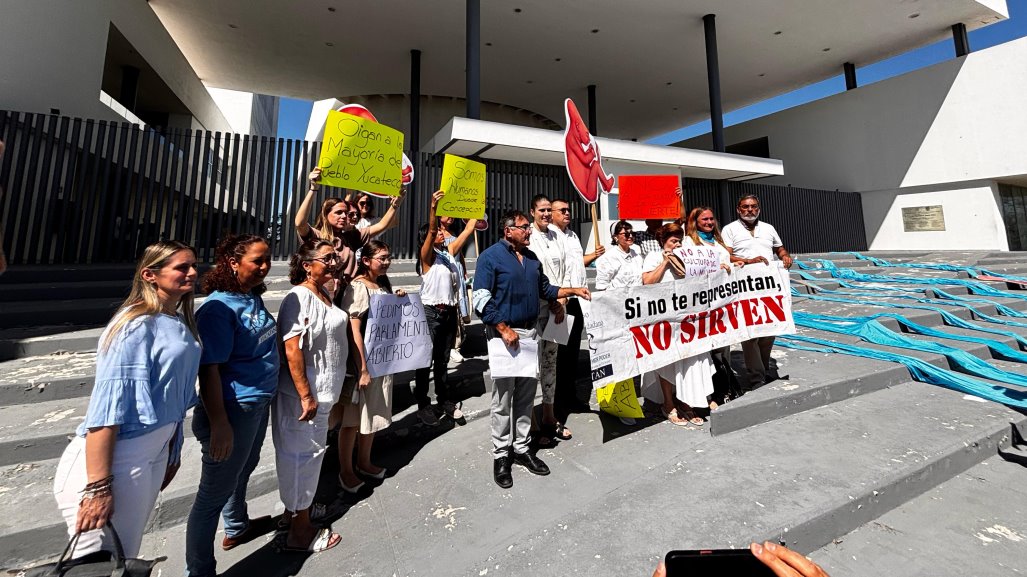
185 234 278 577
52 241 202 559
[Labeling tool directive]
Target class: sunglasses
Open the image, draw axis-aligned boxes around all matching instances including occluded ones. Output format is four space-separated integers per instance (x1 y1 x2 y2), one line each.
347 211 360 218
555 208 570 214
619 231 635 238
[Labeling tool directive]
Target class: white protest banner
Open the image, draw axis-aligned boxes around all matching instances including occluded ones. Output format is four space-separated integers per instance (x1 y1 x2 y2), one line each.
582 263 795 388
364 293 432 378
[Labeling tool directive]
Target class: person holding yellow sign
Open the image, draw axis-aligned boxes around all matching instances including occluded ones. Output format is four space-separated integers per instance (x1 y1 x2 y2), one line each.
294 168 406 304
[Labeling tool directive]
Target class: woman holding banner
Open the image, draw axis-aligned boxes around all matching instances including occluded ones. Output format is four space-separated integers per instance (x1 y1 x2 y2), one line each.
294 168 406 303
594 220 643 291
414 190 477 425
337 240 400 492
640 223 710 426
684 207 745 403
271 240 350 553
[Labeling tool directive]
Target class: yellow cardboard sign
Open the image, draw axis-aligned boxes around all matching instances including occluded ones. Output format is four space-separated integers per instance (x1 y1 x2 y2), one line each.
596 378 644 419
318 110 405 196
437 154 486 219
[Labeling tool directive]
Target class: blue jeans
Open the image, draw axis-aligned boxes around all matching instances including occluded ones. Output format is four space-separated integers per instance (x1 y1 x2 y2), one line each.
185 398 270 577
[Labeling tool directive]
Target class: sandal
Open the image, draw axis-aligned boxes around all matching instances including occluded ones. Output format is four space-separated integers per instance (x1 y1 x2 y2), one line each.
222 515 277 550
277 527 342 554
678 405 705 427
542 421 573 441
661 407 691 427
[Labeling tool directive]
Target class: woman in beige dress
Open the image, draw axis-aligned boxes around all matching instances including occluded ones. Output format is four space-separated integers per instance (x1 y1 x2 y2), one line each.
337 240 403 492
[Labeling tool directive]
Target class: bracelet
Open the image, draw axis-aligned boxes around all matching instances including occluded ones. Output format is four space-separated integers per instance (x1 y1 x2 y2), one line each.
81 475 114 499
308 186 320 192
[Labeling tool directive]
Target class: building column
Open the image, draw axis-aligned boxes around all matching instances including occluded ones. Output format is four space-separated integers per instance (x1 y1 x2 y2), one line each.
466 0 481 119
587 84 598 135
702 14 730 218
843 62 857 90
952 23 970 57
410 49 421 157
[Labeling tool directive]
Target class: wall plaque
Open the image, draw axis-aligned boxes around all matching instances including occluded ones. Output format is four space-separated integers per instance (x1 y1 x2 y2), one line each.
901 205 946 232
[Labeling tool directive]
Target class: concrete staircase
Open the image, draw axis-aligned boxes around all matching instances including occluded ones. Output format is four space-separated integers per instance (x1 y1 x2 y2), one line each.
1 251 1026 575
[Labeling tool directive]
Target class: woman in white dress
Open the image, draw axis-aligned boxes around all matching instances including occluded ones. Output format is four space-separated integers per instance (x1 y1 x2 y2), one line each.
272 239 351 553
684 206 745 402
640 222 726 426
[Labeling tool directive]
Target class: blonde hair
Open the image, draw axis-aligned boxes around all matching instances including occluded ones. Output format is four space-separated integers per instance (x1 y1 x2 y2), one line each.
313 197 349 240
100 241 200 352
685 206 729 251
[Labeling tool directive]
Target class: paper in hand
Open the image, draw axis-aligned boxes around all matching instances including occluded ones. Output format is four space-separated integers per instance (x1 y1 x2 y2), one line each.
540 313 574 345
487 337 539 379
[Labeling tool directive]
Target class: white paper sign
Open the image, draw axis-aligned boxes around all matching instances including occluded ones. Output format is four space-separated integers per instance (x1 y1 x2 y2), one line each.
364 293 432 378
540 313 575 345
674 245 722 277
487 338 539 379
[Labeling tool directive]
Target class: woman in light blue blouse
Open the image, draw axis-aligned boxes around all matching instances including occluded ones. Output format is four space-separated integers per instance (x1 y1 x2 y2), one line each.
52 241 201 559
185 234 278 577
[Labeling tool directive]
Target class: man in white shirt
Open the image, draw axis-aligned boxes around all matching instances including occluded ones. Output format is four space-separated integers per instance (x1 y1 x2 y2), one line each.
529 195 572 445
721 195 794 389
549 199 603 414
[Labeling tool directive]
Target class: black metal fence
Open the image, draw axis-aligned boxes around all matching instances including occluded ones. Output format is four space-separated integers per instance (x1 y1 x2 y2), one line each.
681 178 868 254
0 109 865 265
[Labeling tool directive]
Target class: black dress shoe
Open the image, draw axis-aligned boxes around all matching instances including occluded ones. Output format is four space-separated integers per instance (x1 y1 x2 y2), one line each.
493 456 513 488
512 452 550 476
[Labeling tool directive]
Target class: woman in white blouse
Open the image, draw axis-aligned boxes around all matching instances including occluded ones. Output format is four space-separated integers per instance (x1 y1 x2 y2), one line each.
272 239 351 553
594 220 643 290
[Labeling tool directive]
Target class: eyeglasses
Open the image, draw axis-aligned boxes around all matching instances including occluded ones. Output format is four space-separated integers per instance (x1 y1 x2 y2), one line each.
507 224 531 232
555 208 570 214
310 254 340 265
372 255 392 263
619 231 635 238
358 201 369 206
347 211 360 218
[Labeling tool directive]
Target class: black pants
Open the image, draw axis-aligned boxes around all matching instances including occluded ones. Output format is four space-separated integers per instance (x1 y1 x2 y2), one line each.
414 304 458 408
554 297 585 412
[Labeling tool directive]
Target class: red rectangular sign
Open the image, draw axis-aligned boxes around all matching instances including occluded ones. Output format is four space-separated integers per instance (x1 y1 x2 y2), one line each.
617 174 681 220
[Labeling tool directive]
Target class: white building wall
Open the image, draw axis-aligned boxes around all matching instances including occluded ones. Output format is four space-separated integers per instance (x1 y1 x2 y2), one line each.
0 0 231 132
679 36 1027 250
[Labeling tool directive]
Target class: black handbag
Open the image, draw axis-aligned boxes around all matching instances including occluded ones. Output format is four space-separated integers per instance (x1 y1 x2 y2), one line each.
21 523 166 577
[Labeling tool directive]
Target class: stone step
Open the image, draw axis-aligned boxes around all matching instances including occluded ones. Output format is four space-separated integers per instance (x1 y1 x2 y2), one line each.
23 380 1018 576
812 454 1027 577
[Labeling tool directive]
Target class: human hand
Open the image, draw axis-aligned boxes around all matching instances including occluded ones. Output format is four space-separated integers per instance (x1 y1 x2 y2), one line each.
720 263 732 273
500 326 520 350
76 493 114 532
358 370 372 389
549 300 565 324
209 421 234 462
161 462 181 490
298 395 318 421
395 288 407 297
430 189 445 208
576 287 592 301
781 255 794 269
751 542 830 577
749 256 770 266
594 245 606 258
308 167 322 188
651 561 667 577
392 187 407 208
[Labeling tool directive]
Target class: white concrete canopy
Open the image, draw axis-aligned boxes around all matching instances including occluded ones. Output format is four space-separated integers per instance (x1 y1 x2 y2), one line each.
426 117 783 181
149 0 1006 141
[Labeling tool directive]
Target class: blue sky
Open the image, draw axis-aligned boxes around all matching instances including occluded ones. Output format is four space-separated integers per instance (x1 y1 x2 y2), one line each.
279 1 1026 144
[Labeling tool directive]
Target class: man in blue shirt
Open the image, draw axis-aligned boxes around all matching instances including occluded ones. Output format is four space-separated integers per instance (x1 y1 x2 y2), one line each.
473 210 590 488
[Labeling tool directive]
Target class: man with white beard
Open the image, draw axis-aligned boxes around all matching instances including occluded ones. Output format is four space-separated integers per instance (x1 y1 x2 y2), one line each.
721 195 793 389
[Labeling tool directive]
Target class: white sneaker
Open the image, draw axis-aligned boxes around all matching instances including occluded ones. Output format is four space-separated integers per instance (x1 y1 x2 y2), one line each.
450 349 464 363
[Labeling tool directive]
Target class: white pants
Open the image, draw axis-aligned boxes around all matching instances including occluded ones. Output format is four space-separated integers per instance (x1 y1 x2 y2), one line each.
53 423 176 558
271 392 331 512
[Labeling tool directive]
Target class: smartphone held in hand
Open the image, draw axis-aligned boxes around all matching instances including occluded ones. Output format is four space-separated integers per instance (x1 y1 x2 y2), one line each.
665 549 777 576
